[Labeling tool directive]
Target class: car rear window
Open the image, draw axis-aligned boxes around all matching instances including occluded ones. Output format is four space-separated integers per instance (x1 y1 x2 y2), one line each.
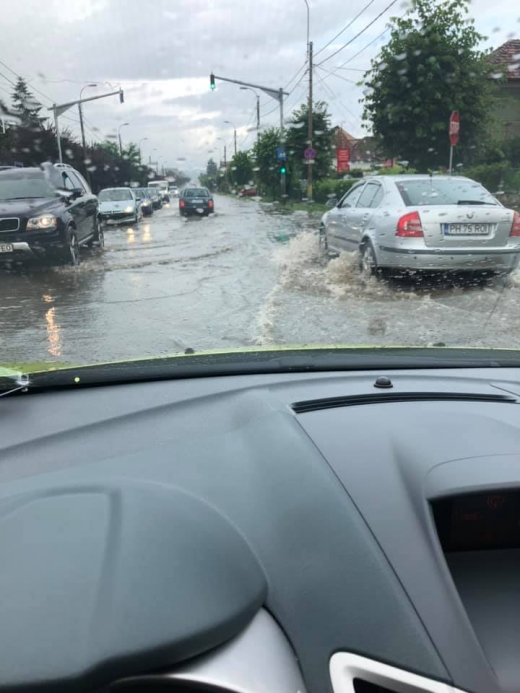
98 189 133 201
184 188 209 198
395 178 497 206
0 172 55 200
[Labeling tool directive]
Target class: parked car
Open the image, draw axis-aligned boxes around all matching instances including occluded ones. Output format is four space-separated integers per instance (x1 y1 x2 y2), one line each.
98 187 142 225
238 186 257 197
179 187 214 217
148 187 163 210
135 188 153 217
320 174 520 278
0 163 101 266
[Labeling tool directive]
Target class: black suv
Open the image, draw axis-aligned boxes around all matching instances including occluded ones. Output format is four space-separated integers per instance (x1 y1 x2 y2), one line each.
0 164 102 266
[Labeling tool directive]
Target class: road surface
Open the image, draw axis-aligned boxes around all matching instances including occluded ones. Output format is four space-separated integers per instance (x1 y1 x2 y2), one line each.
2 194 520 367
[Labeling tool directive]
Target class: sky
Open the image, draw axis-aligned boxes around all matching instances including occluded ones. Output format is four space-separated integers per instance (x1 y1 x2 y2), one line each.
0 0 519 176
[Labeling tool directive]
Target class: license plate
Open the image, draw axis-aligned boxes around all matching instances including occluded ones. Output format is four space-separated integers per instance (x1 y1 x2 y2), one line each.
0 243 13 253
191 199 203 204
443 223 490 235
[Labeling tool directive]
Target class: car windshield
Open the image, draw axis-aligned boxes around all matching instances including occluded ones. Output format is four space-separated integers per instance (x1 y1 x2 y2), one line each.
0 173 55 200
1 0 520 374
184 188 209 198
98 189 133 202
396 178 498 206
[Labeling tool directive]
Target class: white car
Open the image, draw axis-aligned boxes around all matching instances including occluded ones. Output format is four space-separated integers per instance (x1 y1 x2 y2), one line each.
98 187 142 225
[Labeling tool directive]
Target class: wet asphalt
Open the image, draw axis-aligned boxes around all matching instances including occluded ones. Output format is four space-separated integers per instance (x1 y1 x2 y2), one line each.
2 193 520 368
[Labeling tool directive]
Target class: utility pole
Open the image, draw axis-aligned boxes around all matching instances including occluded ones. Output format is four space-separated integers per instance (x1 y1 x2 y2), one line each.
224 145 227 167
52 106 63 165
233 129 237 155
307 41 313 201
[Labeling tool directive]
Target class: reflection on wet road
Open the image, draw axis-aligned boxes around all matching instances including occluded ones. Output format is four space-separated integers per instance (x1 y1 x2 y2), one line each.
2 194 520 367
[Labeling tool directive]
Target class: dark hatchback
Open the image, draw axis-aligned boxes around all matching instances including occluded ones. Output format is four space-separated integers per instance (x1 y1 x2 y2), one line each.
179 187 214 216
0 164 102 266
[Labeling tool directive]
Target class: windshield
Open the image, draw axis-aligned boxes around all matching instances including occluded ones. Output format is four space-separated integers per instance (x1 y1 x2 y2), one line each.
98 189 133 202
0 173 55 200
1 0 520 374
396 178 498 206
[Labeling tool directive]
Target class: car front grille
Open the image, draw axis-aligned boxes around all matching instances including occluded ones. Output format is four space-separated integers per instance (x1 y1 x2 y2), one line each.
0 218 20 232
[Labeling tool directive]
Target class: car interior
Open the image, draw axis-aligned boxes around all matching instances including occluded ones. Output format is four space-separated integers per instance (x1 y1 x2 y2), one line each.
2 349 520 693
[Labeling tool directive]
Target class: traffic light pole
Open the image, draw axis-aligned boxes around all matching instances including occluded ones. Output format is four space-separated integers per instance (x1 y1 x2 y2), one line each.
49 89 124 163
210 75 289 199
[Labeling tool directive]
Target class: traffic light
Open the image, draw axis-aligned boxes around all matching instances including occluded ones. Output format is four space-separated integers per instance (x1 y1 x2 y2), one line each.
279 162 287 175
119 89 124 104
210 74 216 91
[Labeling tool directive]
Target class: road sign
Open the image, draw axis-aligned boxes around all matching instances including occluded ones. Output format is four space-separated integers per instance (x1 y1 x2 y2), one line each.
276 147 287 161
336 148 350 173
304 147 316 160
449 111 460 147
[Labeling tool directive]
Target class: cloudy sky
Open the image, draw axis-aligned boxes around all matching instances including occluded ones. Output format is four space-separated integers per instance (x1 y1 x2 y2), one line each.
1 0 518 174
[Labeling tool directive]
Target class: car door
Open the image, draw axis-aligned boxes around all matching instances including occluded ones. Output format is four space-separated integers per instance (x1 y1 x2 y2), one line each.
326 183 366 252
72 170 98 239
346 182 384 247
60 171 87 240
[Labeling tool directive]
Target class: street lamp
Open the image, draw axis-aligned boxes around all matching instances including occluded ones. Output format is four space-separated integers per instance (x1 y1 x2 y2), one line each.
240 87 260 136
118 122 130 155
138 136 148 164
224 120 237 155
78 83 97 163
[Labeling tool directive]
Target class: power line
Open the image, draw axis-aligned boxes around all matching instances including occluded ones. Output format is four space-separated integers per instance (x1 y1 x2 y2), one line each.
313 67 361 133
261 68 308 120
316 65 358 85
316 0 399 67
314 0 378 58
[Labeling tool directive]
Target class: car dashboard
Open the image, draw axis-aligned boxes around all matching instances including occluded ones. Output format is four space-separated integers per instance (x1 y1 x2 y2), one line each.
2 365 520 693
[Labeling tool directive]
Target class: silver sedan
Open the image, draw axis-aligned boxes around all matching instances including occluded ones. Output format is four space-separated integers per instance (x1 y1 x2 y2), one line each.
320 175 520 278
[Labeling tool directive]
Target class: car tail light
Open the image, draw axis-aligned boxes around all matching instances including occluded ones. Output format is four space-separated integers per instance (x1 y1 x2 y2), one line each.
208 199 214 208
510 211 520 237
396 211 424 237
180 200 185 208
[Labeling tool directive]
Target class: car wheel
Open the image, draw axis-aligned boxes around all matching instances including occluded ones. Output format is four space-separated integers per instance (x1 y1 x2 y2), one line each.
359 241 378 280
319 225 329 255
59 229 80 266
94 221 105 250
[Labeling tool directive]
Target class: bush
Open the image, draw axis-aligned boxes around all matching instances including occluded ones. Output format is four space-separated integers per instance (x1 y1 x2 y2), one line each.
463 162 511 192
313 178 357 203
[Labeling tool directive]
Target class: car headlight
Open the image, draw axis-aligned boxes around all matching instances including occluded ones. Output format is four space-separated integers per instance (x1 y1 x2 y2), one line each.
26 215 58 230
124 205 134 213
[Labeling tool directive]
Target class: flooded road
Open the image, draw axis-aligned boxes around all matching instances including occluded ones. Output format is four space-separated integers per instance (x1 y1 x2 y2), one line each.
2 193 520 368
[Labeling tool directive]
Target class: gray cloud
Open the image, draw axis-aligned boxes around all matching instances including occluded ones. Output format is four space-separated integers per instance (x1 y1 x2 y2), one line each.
1 0 517 169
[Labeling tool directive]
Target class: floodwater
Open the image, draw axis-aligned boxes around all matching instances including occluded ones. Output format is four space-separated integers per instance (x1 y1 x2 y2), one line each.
2 194 520 368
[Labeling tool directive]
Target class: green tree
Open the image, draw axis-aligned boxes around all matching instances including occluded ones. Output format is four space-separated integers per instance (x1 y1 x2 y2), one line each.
206 158 218 177
285 101 334 185
228 150 254 187
252 127 282 197
11 78 45 129
362 0 493 170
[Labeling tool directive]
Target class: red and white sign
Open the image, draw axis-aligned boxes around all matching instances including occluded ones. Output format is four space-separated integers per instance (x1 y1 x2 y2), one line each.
449 111 460 147
336 148 350 173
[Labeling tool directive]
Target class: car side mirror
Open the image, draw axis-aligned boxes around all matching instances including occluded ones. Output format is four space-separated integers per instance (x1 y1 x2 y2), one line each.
70 188 83 200
326 197 338 208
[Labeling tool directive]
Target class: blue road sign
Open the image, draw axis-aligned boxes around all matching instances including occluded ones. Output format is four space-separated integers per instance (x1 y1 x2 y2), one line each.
276 147 287 161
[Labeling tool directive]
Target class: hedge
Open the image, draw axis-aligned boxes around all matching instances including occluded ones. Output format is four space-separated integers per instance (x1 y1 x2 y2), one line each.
313 178 357 203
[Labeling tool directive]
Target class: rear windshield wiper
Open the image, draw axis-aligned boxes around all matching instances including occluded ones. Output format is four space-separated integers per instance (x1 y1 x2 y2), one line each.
457 200 496 205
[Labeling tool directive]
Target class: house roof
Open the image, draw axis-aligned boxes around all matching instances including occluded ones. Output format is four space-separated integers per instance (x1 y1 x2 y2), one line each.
489 39 520 80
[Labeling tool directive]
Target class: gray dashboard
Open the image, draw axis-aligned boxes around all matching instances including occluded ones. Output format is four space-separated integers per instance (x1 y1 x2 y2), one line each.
2 366 520 692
